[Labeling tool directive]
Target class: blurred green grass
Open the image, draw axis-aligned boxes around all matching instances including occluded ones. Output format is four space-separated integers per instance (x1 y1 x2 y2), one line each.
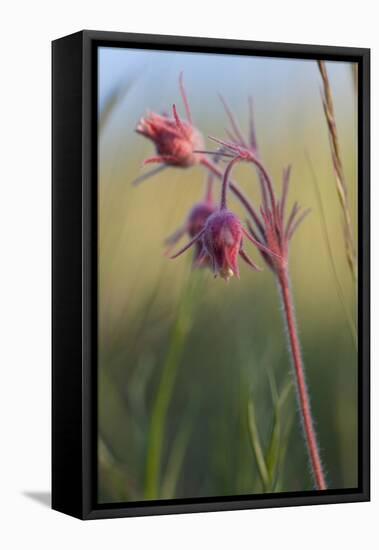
98 57 357 503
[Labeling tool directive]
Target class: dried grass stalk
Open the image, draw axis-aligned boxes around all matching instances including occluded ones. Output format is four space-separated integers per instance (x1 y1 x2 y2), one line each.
317 61 357 282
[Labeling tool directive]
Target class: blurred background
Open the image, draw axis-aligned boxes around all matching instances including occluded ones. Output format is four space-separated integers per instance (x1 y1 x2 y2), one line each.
97 47 357 503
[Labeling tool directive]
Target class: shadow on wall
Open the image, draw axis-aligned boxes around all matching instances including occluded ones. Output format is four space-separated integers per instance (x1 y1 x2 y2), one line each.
23 491 51 508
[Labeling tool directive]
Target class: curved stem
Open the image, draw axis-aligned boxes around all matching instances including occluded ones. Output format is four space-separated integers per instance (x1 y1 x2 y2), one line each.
208 137 276 212
245 155 276 212
221 156 240 209
277 266 327 490
200 157 264 236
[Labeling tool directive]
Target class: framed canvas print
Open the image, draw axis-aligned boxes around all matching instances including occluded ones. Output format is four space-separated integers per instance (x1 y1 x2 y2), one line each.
52 30 370 519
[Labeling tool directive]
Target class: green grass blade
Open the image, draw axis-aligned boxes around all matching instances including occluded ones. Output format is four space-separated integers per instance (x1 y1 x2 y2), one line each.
247 397 270 491
144 271 203 499
265 379 293 490
160 416 192 499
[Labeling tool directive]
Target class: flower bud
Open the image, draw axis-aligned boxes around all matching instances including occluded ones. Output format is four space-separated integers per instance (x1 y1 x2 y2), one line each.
136 111 203 168
187 202 216 267
203 210 243 281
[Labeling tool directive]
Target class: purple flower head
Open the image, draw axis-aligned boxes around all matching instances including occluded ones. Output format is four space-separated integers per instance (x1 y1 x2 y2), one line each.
165 176 216 268
187 201 216 238
136 74 203 169
202 210 243 280
169 157 274 281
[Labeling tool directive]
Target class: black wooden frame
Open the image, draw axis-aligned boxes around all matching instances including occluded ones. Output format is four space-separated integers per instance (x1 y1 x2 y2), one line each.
52 30 370 520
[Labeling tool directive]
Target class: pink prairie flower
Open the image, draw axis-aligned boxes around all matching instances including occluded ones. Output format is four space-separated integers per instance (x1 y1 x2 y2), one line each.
188 202 216 267
165 200 216 268
169 155 276 280
136 111 203 167
203 210 243 280
170 209 263 281
203 210 262 280
136 74 204 168
188 202 216 238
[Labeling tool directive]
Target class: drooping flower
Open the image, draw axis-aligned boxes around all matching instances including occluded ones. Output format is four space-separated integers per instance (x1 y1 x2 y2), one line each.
165 176 216 268
135 74 204 169
170 157 275 281
202 209 258 280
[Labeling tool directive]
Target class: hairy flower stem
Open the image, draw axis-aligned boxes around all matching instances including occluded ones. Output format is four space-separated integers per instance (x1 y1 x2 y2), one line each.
220 156 240 209
277 266 327 490
200 157 264 235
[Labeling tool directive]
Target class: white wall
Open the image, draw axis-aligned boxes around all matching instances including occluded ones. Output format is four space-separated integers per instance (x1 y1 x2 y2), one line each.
0 1 376 548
